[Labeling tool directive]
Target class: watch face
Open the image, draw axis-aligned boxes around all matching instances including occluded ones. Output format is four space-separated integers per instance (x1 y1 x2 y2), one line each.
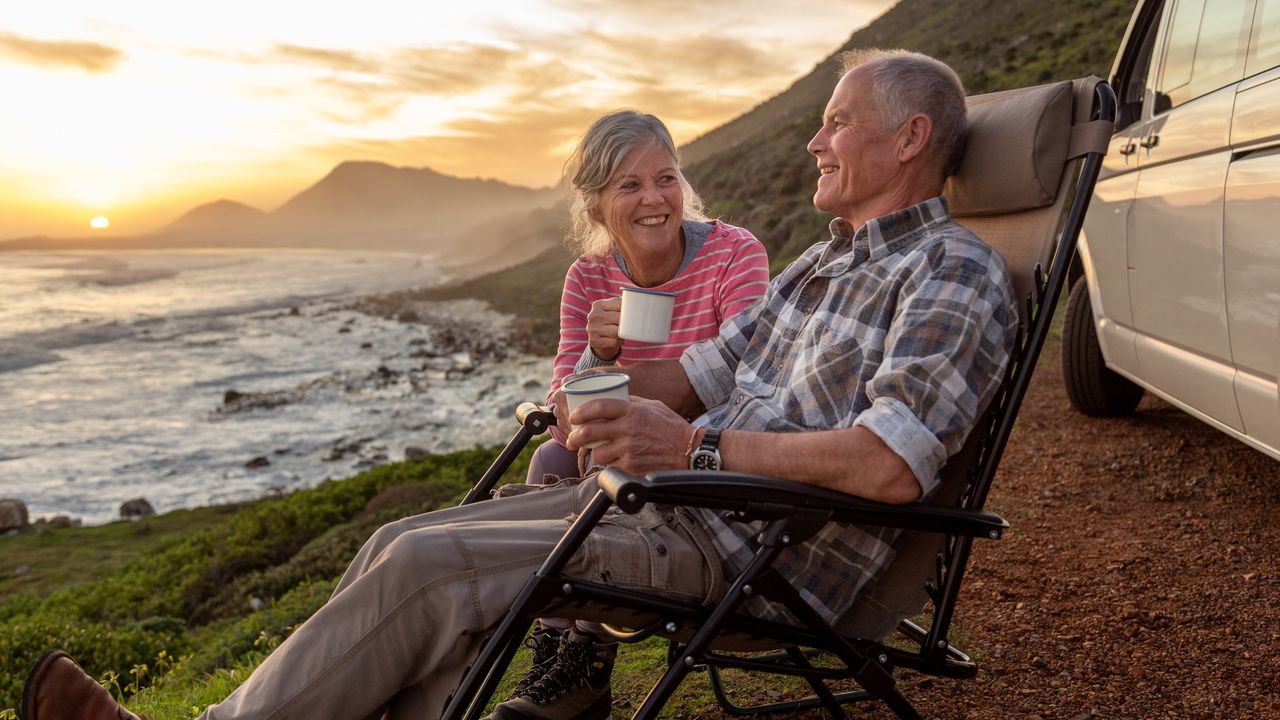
690 449 719 471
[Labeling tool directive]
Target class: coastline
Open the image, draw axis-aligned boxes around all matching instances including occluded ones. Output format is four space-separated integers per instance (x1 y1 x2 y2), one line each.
0 256 557 527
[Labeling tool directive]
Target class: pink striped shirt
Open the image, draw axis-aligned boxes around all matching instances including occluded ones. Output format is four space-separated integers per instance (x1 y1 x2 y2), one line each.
548 220 769 442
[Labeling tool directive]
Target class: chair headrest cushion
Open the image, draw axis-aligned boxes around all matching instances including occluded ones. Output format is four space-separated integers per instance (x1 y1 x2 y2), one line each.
945 80 1073 217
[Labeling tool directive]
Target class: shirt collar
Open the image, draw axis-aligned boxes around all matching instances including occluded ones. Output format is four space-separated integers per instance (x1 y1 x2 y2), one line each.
827 196 952 262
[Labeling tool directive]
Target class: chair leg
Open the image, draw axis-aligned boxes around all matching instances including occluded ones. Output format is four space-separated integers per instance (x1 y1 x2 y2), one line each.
443 490 615 720
705 650 873 719
632 536 787 720
786 646 850 720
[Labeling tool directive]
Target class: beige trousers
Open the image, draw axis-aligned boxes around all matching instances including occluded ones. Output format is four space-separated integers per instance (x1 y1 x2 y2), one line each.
200 476 720 720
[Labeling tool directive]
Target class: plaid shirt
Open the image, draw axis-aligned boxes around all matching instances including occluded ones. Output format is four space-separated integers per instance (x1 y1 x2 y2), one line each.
678 196 1018 624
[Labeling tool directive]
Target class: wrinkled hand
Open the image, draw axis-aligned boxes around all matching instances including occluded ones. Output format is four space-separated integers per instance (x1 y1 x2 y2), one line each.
549 386 569 433
564 396 691 475
585 296 622 361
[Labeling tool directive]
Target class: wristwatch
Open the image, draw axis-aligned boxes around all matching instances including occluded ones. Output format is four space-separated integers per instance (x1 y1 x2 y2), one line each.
689 428 722 471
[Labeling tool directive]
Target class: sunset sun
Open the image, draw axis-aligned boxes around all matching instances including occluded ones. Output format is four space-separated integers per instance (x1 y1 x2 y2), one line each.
90 216 110 229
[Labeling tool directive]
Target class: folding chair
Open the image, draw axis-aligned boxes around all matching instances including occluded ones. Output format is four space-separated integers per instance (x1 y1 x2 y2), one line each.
443 77 1116 720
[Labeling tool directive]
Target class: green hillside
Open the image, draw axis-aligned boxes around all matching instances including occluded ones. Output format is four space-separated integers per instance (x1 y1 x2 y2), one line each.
447 0 1134 348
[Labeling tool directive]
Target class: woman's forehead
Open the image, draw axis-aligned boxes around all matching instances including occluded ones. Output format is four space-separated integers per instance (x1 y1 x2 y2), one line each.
610 143 676 179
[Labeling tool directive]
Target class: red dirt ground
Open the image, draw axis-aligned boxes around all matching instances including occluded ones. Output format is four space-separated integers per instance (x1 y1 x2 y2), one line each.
894 342 1280 719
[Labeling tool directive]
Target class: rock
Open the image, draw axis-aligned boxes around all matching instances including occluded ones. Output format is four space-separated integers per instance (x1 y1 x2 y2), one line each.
119 497 156 519
12 564 29 577
288 306 300 316
245 456 271 469
338 326 351 334
322 447 345 462
249 596 266 611
360 342 373 349
0 498 29 531
223 389 244 406
42 515 80 529
403 446 428 461
397 309 420 323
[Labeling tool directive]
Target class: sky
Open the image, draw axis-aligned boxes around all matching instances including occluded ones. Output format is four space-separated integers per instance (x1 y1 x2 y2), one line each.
0 1 893 238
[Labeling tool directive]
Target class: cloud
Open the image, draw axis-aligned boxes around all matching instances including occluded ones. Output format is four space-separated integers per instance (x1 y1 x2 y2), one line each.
302 75 757 190
270 43 377 73
0 31 124 72
265 41 534 97
573 30 779 87
304 103 600 188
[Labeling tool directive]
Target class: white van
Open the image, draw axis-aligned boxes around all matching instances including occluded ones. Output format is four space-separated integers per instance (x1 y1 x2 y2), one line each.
1064 0 1280 461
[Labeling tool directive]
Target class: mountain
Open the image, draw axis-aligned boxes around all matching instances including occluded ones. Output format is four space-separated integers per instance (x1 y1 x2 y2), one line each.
437 0 1136 347
264 161 560 251
161 199 267 236
0 161 561 256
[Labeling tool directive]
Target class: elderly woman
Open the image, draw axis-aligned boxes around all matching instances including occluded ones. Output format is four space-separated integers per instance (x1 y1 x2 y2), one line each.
487 112 768 720
526 110 770 482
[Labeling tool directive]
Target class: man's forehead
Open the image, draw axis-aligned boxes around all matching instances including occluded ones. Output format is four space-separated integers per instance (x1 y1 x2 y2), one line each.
826 66 876 117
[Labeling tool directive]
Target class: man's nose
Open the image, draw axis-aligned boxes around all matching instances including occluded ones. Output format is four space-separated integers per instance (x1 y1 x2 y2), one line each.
807 130 824 156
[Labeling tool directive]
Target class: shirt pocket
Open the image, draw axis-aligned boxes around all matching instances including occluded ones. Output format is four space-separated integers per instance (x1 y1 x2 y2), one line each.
778 318 871 430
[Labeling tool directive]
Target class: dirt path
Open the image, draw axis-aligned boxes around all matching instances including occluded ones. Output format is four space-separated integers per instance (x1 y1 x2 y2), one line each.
893 342 1280 719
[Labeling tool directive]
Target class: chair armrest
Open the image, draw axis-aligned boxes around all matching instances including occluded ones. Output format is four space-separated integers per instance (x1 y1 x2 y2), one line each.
515 402 557 431
597 467 1006 540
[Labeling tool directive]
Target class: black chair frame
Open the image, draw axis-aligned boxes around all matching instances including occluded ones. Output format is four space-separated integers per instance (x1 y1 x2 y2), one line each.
440 81 1116 720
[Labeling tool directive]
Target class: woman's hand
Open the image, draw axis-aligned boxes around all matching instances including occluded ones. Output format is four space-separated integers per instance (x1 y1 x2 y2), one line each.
585 296 623 361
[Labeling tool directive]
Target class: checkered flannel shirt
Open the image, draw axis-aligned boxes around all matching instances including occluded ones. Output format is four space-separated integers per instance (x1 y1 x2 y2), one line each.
679 196 1019 624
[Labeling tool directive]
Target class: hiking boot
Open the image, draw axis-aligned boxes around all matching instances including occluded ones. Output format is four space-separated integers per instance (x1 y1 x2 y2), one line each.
511 626 564 698
491 630 617 720
22 649 143 720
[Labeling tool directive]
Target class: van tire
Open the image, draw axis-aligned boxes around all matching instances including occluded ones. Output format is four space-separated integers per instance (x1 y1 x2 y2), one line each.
1062 277 1144 416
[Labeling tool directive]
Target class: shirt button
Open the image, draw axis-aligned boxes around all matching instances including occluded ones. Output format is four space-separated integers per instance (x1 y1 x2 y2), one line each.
655 545 668 556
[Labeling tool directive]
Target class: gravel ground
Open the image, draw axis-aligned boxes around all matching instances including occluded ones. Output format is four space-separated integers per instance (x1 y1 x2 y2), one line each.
890 342 1280 719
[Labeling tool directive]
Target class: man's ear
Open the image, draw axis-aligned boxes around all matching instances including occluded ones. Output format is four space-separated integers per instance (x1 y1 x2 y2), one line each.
897 114 933 164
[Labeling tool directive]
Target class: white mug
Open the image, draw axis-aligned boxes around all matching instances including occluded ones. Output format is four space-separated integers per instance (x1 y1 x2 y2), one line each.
618 287 676 344
561 372 630 449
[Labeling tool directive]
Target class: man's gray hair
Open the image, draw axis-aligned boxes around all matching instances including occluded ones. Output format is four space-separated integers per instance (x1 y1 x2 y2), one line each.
839 49 968 179
563 110 707 258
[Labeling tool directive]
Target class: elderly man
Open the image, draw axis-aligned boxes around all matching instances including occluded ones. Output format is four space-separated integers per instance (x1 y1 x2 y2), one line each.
21 48 1016 720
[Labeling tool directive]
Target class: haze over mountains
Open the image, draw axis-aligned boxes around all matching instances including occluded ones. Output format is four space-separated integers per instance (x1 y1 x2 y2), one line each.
0 161 562 266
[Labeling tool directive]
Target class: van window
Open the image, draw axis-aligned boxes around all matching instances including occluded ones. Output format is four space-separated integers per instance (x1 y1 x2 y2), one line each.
1155 0 1252 111
1116 5 1163 129
1248 0 1280 75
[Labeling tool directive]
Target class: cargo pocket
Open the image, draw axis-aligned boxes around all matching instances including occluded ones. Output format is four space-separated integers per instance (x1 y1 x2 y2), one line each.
582 509 706 603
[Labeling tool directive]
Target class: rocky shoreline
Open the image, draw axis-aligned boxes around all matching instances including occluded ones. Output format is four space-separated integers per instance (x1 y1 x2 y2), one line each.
5 286 555 529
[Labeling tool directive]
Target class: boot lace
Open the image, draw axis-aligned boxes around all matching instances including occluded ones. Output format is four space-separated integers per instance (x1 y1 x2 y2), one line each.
511 629 562 698
521 637 595 705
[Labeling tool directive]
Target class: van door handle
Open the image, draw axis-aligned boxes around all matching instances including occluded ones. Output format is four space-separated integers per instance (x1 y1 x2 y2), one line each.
1140 133 1160 149
1119 142 1137 156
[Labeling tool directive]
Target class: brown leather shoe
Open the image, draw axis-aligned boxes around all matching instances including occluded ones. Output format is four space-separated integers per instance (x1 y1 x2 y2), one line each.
21 650 142 720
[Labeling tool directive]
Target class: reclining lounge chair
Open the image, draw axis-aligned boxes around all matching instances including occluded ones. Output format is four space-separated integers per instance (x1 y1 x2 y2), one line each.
444 76 1117 720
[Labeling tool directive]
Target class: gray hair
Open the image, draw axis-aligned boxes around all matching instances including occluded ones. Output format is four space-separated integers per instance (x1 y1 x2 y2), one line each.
563 110 707 258
839 49 968 179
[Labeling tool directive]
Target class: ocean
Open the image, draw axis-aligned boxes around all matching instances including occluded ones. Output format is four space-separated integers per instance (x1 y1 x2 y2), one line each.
0 249 550 525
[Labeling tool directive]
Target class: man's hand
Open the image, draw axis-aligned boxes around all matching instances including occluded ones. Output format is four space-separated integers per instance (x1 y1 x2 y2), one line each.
564 396 692 475
585 296 623 361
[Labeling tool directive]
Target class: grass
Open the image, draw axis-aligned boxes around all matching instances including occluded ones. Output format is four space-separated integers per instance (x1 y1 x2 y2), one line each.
0 505 245 598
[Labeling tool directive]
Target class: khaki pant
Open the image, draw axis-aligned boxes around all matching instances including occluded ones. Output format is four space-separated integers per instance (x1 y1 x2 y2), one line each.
201 476 722 720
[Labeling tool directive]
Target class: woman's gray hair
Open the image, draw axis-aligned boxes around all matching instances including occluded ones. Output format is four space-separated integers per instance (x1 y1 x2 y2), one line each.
563 110 707 258
839 49 969 179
